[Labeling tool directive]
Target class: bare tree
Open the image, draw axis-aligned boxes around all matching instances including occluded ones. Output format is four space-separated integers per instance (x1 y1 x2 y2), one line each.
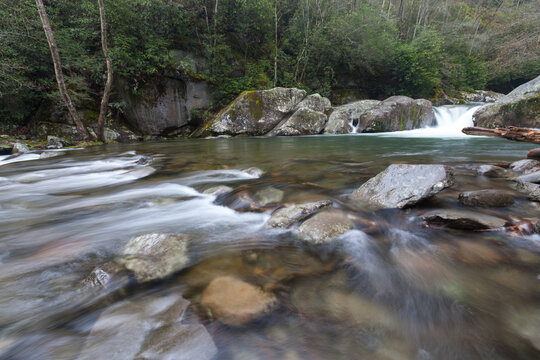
97 0 113 142
34 0 90 140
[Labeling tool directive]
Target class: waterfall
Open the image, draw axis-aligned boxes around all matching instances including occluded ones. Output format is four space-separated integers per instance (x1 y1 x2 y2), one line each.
365 104 482 138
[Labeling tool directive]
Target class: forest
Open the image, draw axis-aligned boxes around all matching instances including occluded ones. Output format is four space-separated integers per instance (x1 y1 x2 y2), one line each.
1 0 539 131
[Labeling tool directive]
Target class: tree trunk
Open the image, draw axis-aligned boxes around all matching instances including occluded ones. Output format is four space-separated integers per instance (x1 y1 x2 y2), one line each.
274 1 278 87
462 126 540 144
34 0 90 140
97 0 113 142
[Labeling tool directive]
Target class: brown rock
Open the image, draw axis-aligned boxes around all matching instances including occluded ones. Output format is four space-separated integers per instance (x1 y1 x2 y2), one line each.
297 210 354 244
455 240 505 265
200 276 278 326
527 148 540 160
458 189 515 208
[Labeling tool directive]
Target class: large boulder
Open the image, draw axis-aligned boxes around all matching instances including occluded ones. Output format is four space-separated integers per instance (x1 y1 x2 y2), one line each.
473 75 540 128
77 293 217 360
294 93 332 113
360 96 435 132
200 276 278 326
269 108 327 136
208 88 307 136
117 233 190 282
349 164 454 209
323 100 380 134
118 77 210 135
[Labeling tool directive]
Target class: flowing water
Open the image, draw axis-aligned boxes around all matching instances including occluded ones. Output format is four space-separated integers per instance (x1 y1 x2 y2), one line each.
0 109 539 359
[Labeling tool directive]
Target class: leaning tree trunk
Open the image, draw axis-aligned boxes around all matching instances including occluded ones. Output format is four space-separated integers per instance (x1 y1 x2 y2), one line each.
97 0 113 142
462 126 540 144
34 0 90 141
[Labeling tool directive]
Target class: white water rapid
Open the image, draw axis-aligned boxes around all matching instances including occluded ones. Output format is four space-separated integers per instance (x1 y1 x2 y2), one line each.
361 104 482 138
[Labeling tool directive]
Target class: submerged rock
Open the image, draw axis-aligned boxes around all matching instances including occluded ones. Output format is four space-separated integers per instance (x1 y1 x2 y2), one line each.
473 75 540 129
254 186 284 206
323 100 381 134
78 293 217 360
297 210 354 245
505 306 540 351
458 189 515 207
269 108 327 136
209 87 307 136
39 151 67 159
83 261 129 291
476 165 514 178
200 276 278 326
265 200 333 229
118 233 190 282
453 240 505 265
349 164 454 209
243 167 264 177
422 209 508 230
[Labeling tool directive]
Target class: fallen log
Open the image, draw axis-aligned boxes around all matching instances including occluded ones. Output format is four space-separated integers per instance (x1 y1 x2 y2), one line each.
462 126 540 144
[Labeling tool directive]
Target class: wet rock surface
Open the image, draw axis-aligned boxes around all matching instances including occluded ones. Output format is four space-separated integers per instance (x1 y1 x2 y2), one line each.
477 165 514 178
323 100 381 134
297 210 354 244
77 293 217 360
510 159 540 174
202 185 233 196
254 186 284 206
118 233 190 282
458 189 515 207
349 164 454 209
422 209 508 230
83 261 130 291
527 148 540 161
265 200 333 229
361 96 435 132
270 108 327 136
200 276 278 326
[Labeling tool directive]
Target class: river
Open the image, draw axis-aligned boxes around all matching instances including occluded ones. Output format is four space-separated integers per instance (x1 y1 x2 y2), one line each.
0 107 539 359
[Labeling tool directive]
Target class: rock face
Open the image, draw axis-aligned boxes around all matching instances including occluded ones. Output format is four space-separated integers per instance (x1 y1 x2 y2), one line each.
200 276 278 326
460 90 505 103
265 200 333 229
360 96 435 132
118 233 190 282
422 209 508 230
269 108 327 136
473 75 540 128
323 100 380 134
458 190 515 207
297 210 354 244
294 93 332 113
208 88 307 136
118 77 210 135
77 293 217 360
349 164 454 209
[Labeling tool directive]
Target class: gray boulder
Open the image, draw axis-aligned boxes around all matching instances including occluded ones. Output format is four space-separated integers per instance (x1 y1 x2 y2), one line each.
349 164 454 209
459 90 504 103
511 181 540 202
324 100 380 134
360 96 435 132
209 87 307 136
515 170 540 184
47 136 72 149
77 293 217 360
12 142 30 154
473 75 540 128
294 93 332 113
265 200 333 229
458 189 515 207
297 210 354 244
510 159 540 174
422 209 508 230
117 233 190 282
269 108 327 136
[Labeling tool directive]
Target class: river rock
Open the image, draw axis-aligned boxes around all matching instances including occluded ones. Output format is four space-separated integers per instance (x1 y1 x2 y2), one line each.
422 209 508 230
511 181 540 202
510 159 540 174
200 276 278 326
118 233 190 282
294 93 332 113
349 164 454 209
297 210 354 244
458 189 515 207
269 108 327 136
0 144 13 155
12 142 30 154
254 186 284 206
527 148 540 160
83 261 129 291
47 136 72 149
243 167 264 177
454 240 505 265
208 87 307 136
476 165 514 178
459 90 504 103
40 151 67 159
473 75 540 128
264 200 333 229
515 170 540 184
77 293 217 360
203 185 233 196
361 96 435 132
323 100 381 134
